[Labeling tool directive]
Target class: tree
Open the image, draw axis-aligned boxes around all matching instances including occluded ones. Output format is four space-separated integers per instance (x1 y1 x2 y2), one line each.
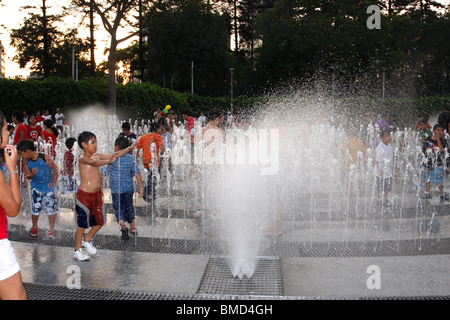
10 1 63 78
70 0 144 111
10 2 91 79
237 0 264 67
145 0 230 93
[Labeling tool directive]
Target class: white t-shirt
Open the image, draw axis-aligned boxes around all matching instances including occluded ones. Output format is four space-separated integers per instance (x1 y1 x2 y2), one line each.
42 115 52 121
198 115 206 126
374 142 393 177
55 113 64 126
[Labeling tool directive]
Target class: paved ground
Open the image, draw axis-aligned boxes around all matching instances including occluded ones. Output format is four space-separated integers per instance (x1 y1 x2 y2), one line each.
12 241 450 298
6 176 450 300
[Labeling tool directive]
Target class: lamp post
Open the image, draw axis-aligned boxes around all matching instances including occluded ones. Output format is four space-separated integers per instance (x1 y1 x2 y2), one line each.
230 68 235 114
191 61 194 94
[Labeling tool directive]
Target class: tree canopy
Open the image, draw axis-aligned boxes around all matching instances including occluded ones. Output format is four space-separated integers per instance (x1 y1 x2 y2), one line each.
7 0 450 99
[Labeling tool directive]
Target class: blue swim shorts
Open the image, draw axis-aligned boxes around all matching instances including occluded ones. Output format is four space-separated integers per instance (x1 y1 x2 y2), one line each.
423 167 443 184
31 188 57 216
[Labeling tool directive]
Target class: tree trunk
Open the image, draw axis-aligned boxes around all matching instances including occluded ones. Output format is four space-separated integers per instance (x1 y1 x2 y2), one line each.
108 37 118 113
90 0 96 77
42 0 50 78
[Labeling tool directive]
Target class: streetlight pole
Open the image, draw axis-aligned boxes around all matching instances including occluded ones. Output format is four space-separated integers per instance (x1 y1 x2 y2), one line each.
331 66 335 107
191 61 194 94
233 0 238 54
230 68 235 114
72 47 75 80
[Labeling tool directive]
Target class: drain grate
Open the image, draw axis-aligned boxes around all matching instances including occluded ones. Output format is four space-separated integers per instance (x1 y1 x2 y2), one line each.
23 282 450 300
8 224 450 257
101 237 201 255
197 256 283 296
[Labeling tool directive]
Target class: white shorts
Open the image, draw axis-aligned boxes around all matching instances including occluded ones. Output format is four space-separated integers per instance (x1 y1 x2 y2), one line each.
0 239 21 281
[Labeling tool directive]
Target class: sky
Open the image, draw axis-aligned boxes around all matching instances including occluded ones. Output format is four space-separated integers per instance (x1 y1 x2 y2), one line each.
0 0 135 78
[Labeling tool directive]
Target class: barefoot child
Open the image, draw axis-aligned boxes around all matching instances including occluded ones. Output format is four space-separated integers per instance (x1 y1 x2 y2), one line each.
73 131 136 261
423 124 450 201
374 131 396 205
17 140 59 239
59 137 78 194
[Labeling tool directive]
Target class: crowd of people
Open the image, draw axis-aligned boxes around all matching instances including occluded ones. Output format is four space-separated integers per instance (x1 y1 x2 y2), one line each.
0 104 449 299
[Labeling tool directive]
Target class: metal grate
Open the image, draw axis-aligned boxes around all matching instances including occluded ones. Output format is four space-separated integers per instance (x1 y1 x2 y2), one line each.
101 236 201 255
8 224 450 257
197 256 283 296
23 282 450 300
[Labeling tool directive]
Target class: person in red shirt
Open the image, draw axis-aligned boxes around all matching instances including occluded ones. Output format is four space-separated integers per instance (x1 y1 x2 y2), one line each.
11 111 27 146
0 111 27 300
36 110 43 123
183 110 196 138
40 119 58 158
136 122 165 202
26 114 42 141
60 137 78 194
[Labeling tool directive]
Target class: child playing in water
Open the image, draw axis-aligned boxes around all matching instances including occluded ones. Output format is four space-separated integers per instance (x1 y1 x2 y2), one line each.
342 127 367 194
416 118 433 143
17 140 59 239
40 119 58 158
73 131 136 261
374 131 395 205
118 122 137 148
26 114 42 142
422 124 450 201
103 137 143 240
59 137 78 194
136 122 165 203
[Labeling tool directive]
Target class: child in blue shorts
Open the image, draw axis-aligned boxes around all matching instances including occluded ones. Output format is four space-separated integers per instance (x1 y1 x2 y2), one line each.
17 140 59 238
422 124 450 201
103 137 143 240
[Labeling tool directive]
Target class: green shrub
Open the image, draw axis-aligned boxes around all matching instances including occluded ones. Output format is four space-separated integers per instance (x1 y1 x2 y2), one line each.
1 77 448 127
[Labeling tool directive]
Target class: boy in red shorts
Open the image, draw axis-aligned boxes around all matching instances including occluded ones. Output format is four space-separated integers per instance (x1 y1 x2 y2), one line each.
73 131 136 261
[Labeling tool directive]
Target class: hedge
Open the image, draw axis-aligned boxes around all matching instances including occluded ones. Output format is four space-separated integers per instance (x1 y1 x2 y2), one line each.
0 77 448 127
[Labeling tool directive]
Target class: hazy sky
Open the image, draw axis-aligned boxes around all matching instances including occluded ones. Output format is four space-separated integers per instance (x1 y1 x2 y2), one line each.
0 0 134 78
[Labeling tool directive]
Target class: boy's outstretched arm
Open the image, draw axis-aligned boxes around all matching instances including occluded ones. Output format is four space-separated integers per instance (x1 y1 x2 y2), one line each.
79 155 113 167
115 140 138 159
97 141 138 162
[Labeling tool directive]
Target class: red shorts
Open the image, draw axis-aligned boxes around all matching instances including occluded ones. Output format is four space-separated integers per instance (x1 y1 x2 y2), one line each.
75 189 105 228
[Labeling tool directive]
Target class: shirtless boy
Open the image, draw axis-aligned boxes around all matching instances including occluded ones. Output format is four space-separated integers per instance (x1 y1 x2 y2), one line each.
73 131 136 261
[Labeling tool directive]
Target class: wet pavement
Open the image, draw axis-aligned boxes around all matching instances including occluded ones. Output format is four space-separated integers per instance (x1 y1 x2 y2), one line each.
7 177 450 300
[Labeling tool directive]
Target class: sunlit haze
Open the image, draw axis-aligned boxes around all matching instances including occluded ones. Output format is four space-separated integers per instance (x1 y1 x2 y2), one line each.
0 0 135 78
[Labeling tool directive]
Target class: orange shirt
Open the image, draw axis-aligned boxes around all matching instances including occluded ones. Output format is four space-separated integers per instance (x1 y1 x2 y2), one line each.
137 133 164 168
342 138 366 170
